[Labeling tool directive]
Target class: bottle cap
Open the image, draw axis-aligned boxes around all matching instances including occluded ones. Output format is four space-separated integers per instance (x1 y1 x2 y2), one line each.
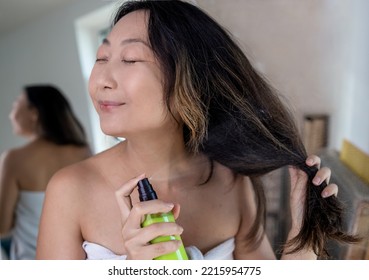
137 178 158 201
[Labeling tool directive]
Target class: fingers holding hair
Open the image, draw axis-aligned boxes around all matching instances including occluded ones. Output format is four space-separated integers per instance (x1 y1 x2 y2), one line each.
304 155 337 198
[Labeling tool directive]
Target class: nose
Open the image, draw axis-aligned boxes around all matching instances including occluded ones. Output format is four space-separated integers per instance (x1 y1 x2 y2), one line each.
92 63 118 91
9 107 16 121
9 101 17 117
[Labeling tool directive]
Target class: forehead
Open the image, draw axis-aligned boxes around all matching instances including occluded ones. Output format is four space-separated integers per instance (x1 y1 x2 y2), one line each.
109 10 149 43
14 92 29 107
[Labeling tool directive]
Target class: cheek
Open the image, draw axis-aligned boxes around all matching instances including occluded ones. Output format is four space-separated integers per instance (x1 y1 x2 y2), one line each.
11 111 27 131
130 86 167 123
128 67 164 104
88 70 102 114
88 70 97 99
138 101 175 130
10 107 22 123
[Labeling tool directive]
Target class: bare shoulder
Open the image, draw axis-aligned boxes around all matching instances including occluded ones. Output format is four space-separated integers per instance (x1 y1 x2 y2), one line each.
46 153 98 196
37 143 124 259
1 147 22 162
213 165 256 225
0 149 13 166
0 148 22 172
211 162 257 229
37 153 99 259
231 175 276 259
45 142 122 195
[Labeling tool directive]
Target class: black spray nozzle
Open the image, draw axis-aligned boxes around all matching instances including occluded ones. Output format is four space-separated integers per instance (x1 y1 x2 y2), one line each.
137 178 158 201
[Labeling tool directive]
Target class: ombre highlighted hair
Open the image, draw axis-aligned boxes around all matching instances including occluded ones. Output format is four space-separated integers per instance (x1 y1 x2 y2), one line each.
112 0 359 257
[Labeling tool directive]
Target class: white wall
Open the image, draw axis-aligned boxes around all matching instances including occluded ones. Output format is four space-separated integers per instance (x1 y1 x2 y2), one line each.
0 0 109 154
197 0 369 153
345 0 369 154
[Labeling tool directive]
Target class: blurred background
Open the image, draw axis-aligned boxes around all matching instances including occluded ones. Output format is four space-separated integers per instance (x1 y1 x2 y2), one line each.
0 0 368 259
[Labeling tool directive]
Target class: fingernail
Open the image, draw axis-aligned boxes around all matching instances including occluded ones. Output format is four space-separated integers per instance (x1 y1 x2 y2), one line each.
322 191 329 198
307 159 314 165
165 202 174 208
313 177 321 185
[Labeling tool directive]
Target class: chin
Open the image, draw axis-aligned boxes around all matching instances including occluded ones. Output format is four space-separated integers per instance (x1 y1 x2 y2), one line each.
12 128 23 136
100 125 127 139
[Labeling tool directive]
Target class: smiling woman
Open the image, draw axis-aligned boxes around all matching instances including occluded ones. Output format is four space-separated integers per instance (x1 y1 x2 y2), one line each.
88 16 169 139
36 0 358 261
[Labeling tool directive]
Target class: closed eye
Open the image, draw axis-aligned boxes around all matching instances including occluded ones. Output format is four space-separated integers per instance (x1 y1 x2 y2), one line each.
95 58 108 63
122 59 139 64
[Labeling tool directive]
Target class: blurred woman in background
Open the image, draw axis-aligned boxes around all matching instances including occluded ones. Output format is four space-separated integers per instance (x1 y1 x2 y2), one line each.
0 84 91 259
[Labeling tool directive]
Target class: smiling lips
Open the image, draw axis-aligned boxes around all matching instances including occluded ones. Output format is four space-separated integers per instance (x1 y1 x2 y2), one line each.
98 100 125 111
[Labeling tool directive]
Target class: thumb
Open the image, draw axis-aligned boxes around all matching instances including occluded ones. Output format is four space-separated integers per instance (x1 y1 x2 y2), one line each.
172 203 181 220
115 173 146 222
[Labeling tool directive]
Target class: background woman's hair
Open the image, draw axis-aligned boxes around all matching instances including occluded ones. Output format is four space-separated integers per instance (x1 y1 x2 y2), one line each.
113 0 359 257
24 84 87 146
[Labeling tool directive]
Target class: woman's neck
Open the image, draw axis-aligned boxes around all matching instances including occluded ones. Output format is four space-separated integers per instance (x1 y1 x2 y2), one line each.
120 133 210 188
23 133 41 143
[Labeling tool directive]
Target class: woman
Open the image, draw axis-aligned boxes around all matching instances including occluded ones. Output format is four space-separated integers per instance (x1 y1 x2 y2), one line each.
37 1 357 260
0 85 91 259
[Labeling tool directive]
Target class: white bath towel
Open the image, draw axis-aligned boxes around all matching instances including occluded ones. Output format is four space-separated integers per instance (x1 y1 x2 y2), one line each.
10 191 45 260
82 237 235 260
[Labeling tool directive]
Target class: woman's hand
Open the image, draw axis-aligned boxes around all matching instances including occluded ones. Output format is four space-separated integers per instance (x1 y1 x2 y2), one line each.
288 155 338 233
115 174 183 260
280 155 339 259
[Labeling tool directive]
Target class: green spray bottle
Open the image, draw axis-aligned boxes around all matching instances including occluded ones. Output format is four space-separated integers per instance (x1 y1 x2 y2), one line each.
137 178 188 260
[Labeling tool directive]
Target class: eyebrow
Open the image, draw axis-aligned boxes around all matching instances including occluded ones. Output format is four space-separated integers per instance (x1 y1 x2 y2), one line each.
102 38 150 48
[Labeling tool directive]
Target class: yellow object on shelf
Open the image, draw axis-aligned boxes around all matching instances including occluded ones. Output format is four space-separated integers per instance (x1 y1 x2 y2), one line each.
340 139 369 184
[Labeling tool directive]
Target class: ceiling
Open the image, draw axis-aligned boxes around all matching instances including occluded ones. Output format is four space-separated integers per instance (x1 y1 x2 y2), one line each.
0 0 76 35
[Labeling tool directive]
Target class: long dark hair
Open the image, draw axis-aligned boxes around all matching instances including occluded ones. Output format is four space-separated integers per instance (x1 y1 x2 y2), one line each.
24 84 87 146
113 0 359 257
